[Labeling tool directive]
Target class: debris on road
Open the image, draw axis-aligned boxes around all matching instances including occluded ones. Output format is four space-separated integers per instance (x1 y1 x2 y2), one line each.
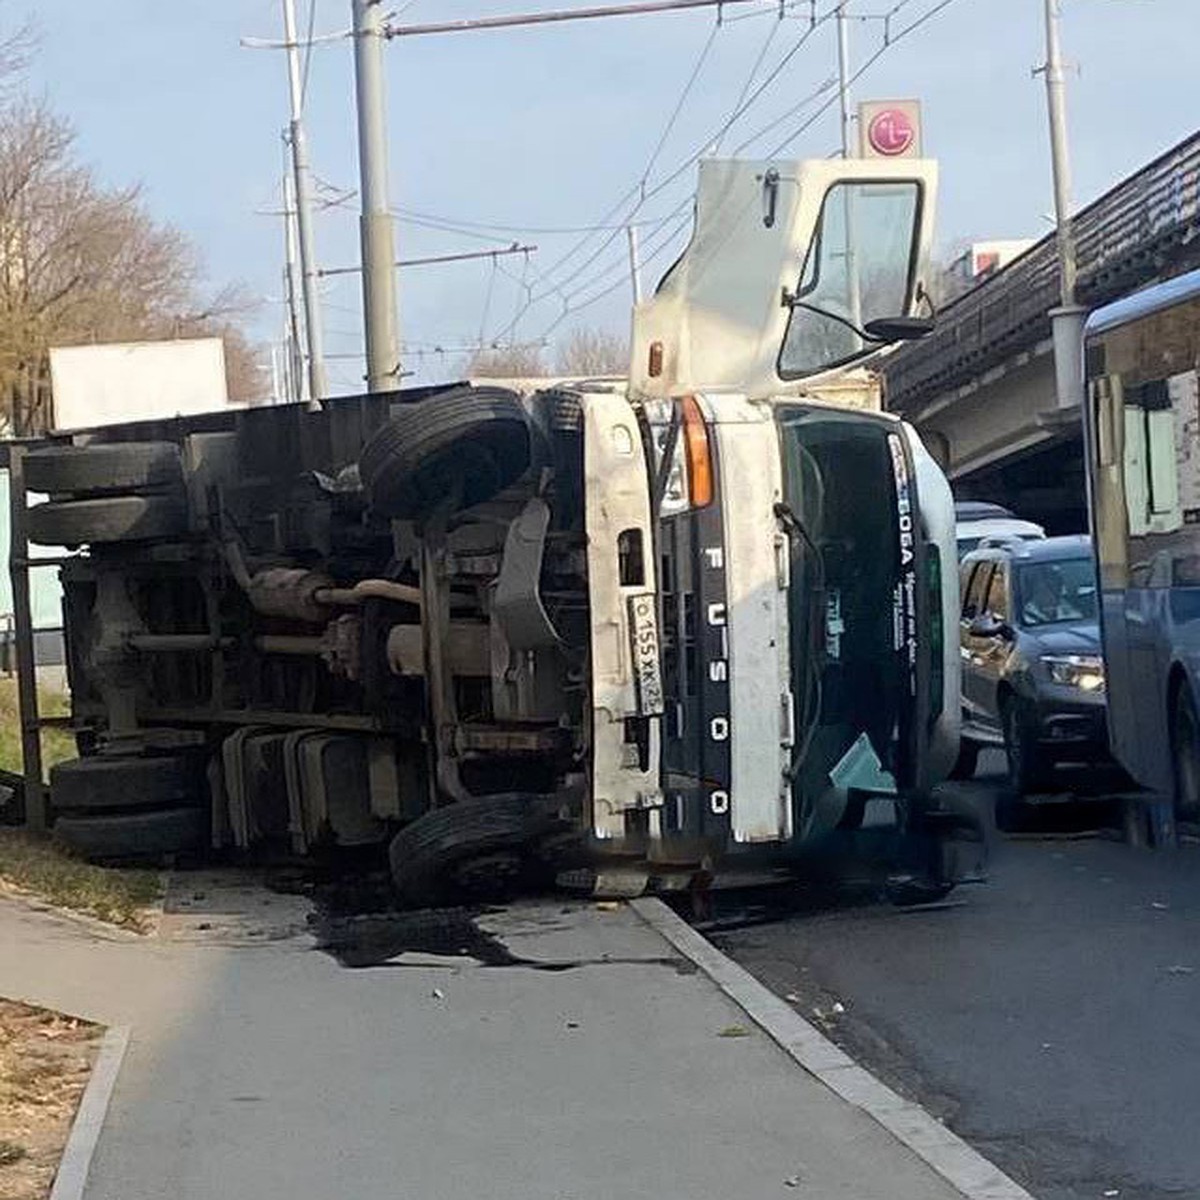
717 1024 751 1038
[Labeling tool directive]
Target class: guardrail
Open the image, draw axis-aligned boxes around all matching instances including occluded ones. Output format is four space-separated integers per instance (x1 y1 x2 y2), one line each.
885 130 1200 414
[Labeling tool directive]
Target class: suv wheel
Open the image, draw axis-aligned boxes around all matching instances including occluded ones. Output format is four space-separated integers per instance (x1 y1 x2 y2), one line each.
949 740 980 780
1002 699 1050 797
1171 683 1200 821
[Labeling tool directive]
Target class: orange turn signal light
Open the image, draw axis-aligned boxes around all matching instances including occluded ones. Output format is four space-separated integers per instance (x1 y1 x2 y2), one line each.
680 394 713 508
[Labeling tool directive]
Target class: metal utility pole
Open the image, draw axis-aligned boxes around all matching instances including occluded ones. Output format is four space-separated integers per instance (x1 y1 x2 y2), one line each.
836 2 862 339
1040 0 1087 417
281 167 306 401
1042 0 1076 307
282 0 328 400
353 0 401 392
836 2 854 163
626 225 643 305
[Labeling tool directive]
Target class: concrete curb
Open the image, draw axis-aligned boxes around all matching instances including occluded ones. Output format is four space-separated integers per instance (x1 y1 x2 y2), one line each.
49 1024 130 1200
631 897 1038 1200
0 889 148 943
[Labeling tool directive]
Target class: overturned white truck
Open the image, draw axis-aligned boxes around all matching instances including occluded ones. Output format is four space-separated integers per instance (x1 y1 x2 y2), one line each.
9 156 971 904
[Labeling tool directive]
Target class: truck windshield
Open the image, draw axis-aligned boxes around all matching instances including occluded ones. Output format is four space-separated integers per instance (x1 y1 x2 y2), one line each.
779 181 921 379
777 410 908 810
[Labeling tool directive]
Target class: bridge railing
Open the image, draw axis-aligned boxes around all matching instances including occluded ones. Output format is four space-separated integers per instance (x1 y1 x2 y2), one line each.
885 130 1200 414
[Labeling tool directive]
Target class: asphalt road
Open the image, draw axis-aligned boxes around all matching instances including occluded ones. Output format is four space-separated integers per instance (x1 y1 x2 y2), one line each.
712 752 1200 1200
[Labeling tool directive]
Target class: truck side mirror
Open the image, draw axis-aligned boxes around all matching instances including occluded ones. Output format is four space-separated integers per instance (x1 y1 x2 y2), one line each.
863 316 934 342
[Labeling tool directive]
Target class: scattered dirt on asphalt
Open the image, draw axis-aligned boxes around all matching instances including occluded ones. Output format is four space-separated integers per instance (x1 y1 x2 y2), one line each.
0 999 101 1200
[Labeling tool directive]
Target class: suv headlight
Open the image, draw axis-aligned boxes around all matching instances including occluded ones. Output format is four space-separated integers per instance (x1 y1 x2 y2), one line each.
1041 654 1105 692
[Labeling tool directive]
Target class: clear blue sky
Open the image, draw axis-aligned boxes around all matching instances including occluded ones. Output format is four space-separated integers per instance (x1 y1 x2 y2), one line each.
20 0 1200 392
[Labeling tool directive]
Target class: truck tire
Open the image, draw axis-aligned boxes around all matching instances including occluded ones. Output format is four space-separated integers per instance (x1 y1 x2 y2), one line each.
388 794 561 907
50 755 195 813
54 807 205 860
537 389 583 434
24 442 182 496
359 388 531 520
27 494 187 547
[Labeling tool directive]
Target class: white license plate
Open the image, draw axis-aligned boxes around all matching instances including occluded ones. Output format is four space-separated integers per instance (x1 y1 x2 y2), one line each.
628 592 665 717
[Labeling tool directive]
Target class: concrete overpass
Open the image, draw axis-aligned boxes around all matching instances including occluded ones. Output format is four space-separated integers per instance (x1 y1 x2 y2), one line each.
883 130 1200 533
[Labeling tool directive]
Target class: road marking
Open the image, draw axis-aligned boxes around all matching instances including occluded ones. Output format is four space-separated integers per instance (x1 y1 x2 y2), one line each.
631 897 1039 1200
49 1024 130 1200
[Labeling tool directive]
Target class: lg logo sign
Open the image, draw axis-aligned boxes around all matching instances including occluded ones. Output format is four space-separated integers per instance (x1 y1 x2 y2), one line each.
858 100 922 159
867 108 916 157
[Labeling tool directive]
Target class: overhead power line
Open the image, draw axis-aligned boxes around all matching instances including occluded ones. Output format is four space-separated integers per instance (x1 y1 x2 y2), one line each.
393 207 685 237
492 0 842 338
508 0 968 339
383 0 764 39
317 243 538 277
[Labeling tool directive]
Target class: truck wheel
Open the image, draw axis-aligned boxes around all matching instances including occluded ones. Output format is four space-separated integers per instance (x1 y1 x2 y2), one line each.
24 442 182 496
359 388 531 520
537 389 583 434
50 755 195 813
54 807 205 860
27 494 187 547
1171 684 1200 821
949 740 980 780
388 794 560 907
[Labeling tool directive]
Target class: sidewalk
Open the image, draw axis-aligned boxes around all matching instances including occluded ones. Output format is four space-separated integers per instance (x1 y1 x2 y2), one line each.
0 884 975 1200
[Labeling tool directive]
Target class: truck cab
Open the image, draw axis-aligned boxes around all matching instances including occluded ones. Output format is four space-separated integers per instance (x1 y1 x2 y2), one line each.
579 157 961 891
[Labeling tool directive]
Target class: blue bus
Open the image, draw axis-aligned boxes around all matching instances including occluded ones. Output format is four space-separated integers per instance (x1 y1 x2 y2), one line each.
1084 267 1200 823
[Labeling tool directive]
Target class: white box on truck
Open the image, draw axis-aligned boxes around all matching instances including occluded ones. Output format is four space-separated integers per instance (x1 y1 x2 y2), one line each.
48 337 229 432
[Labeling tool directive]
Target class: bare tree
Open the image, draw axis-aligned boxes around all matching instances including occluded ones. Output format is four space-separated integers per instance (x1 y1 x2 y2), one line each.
466 344 547 379
556 328 629 376
0 97 265 432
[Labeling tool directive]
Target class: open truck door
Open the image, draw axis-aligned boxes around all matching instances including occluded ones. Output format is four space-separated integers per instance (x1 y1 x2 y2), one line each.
629 157 938 403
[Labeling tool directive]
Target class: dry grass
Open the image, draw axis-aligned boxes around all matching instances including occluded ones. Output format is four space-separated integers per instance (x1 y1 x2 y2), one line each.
0 678 76 781
0 999 101 1200
0 830 161 932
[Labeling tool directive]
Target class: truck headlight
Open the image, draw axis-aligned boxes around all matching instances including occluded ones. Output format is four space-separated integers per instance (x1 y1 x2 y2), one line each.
1042 654 1105 693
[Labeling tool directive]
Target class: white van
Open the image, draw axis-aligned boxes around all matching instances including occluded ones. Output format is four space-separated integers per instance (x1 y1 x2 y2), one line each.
955 501 1044 559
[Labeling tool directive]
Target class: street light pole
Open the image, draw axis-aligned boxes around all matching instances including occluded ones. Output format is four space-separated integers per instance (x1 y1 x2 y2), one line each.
281 0 328 400
1040 0 1087 415
352 0 401 392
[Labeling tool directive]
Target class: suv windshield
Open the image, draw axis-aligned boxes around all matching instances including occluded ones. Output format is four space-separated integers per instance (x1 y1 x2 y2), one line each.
779 180 921 379
1015 557 1097 627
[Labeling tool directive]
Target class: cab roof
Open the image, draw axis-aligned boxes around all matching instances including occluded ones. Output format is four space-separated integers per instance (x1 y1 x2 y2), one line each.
964 533 1091 565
